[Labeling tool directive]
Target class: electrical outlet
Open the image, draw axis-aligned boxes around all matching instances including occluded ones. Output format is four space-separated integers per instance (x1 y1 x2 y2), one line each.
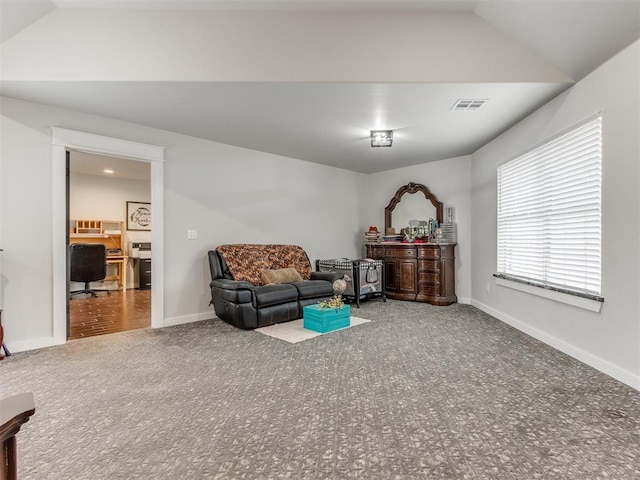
187 229 198 240
485 282 491 293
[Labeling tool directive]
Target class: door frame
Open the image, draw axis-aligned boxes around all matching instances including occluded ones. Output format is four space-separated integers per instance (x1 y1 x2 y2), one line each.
52 128 165 343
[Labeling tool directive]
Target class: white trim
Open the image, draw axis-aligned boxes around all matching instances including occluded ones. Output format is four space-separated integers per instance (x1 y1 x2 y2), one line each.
52 143 68 344
150 161 164 328
164 312 216 328
51 127 164 162
471 299 639 391
7 336 66 354
11 313 216 352
456 296 472 305
51 128 165 345
495 277 603 313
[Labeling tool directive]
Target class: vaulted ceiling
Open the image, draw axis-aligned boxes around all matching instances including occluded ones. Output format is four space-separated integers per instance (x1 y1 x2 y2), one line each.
1 0 639 173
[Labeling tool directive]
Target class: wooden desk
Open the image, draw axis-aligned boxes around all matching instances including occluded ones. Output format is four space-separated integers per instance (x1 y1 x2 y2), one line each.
106 256 128 291
69 220 128 291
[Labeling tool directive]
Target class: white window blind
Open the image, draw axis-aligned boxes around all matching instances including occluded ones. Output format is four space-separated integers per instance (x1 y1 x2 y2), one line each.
497 114 603 300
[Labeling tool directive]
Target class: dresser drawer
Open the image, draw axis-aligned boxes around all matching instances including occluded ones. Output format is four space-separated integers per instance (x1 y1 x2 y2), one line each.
418 285 441 296
419 260 440 271
419 272 440 284
384 247 416 257
417 246 441 259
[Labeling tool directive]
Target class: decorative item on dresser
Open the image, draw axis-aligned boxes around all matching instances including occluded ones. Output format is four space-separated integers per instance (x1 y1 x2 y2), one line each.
366 181 457 306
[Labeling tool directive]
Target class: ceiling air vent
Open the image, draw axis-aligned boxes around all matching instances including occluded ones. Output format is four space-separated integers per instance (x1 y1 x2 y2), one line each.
451 99 487 111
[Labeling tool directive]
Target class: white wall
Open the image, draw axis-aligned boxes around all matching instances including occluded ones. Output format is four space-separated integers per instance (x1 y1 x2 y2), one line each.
161 135 367 324
471 41 640 388
1 100 55 344
364 156 472 303
70 171 151 289
0 96 365 350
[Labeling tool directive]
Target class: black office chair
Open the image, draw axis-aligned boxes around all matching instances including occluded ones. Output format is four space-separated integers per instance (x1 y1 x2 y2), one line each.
69 244 108 297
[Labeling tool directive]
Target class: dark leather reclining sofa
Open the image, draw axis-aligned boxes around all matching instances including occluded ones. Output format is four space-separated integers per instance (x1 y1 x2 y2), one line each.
208 244 340 329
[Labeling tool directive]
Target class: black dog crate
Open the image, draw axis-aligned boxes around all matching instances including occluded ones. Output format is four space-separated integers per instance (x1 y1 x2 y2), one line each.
316 258 385 307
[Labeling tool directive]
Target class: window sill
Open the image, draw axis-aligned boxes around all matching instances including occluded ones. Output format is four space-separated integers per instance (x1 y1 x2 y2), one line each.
494 276 603 313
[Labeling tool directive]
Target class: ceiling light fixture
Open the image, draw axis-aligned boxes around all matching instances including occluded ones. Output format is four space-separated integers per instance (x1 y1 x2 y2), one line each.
103 169 114 174
370 130 393 147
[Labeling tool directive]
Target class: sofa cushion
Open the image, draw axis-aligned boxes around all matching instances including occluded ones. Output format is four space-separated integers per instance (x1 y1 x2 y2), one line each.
261 268 303 285
291 280 334 300
257 302 300 327
216 244 313 286
253 284 299 308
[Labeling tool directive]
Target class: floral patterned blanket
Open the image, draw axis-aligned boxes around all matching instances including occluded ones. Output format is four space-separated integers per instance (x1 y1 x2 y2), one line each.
216 244 313 286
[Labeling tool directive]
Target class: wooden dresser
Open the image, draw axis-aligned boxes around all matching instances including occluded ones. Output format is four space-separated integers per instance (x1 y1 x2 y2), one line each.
366 243 457 306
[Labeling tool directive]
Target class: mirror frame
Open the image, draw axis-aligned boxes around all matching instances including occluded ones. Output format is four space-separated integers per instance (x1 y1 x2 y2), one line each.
384 182 444 232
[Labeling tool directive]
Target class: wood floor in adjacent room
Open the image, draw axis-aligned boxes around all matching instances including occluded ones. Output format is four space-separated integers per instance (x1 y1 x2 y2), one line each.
68 289 151 340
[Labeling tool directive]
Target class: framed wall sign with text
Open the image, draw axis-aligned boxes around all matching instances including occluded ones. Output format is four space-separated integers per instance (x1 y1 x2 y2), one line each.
126 201 151 231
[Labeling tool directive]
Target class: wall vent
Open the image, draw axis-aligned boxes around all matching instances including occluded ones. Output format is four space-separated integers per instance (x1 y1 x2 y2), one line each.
451 99 487 111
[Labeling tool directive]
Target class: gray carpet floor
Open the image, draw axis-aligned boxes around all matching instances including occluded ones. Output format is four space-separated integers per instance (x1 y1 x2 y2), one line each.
2 300 639 479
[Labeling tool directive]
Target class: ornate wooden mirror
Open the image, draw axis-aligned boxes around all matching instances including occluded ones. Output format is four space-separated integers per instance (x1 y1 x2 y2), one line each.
384 182 443 233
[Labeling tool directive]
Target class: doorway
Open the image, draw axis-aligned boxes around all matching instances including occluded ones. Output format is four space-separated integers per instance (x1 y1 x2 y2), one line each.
67 151 152 339
51 127 165 346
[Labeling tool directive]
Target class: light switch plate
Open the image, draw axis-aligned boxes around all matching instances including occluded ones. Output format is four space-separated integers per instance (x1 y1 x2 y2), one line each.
445 205 456 223
187 229 198 240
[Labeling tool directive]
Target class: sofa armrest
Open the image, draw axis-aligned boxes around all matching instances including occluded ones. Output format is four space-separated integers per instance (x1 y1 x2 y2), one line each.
311 271 343 283
210 278 255 306
210 278 255 290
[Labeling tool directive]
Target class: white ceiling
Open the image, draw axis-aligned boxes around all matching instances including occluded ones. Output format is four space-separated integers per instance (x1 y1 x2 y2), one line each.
1 0 639 176
4 80 566 174
70 151 151 181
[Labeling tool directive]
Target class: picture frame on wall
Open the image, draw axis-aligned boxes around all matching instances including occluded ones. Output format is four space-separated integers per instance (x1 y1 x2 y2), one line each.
126 201 151 231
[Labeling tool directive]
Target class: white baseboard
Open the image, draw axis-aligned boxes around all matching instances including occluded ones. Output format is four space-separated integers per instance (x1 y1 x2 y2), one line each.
161 311 215 328
5 336 66 354
457 296 471 305
6 313 216 353
471 299 640 391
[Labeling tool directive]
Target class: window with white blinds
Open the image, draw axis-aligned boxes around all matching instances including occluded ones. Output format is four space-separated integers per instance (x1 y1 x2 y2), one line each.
496 113 603 301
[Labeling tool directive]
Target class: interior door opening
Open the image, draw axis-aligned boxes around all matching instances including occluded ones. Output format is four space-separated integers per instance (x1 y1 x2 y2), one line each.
66 151 152 339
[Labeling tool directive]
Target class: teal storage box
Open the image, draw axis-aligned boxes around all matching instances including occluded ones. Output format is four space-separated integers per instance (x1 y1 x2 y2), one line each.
303 304 351 333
